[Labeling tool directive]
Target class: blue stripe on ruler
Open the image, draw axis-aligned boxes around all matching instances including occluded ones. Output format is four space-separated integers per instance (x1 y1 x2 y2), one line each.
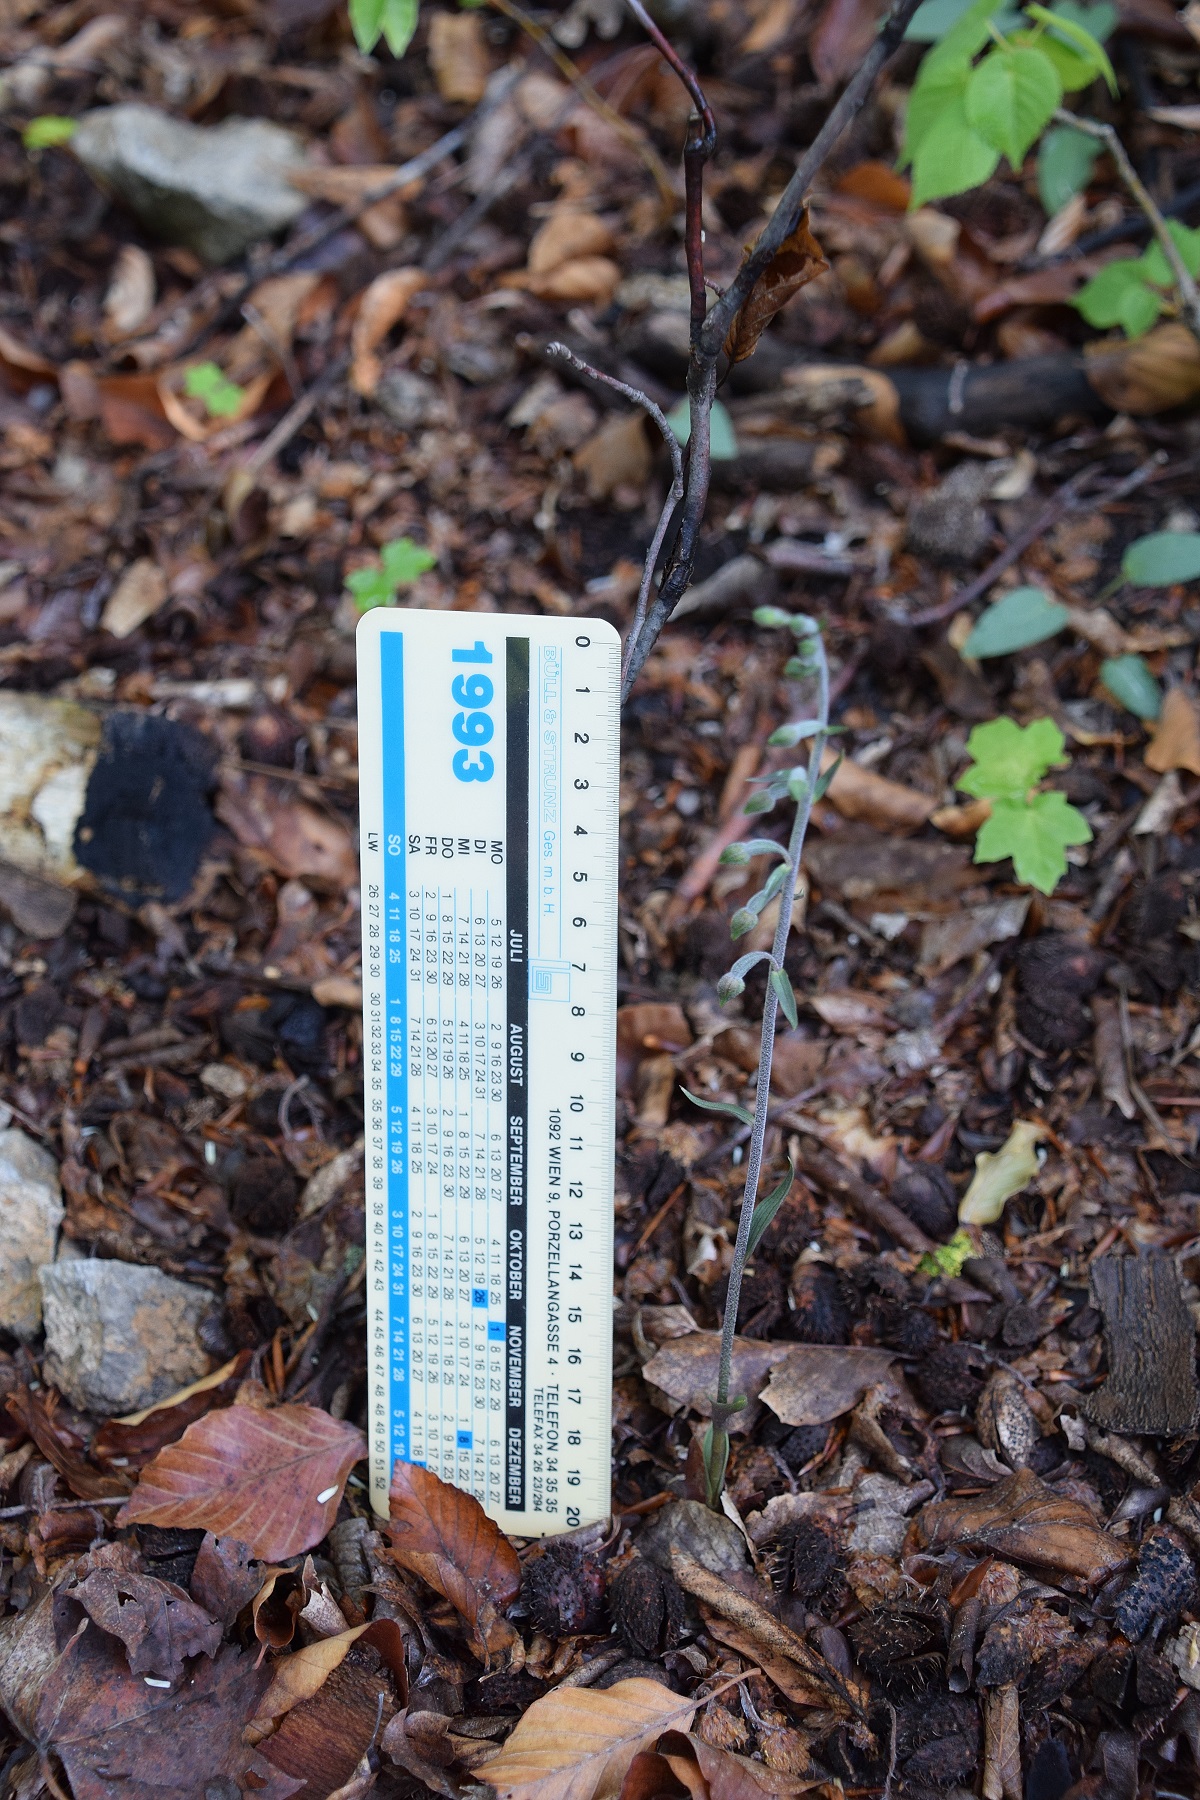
381 630 409 1469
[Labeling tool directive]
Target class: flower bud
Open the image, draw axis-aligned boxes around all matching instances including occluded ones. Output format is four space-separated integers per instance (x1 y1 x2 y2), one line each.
730 907 757 938
716 972 745 1004
719 843 751 866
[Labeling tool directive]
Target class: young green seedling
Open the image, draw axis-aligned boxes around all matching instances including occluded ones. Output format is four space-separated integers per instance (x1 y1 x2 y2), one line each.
346 537 438 612
959 716 1091 893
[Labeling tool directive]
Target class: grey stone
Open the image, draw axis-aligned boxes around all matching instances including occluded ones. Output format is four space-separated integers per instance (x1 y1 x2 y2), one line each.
905 462 995 566
72 104 307 266
40 1259 215 1415
0 1128 63 1342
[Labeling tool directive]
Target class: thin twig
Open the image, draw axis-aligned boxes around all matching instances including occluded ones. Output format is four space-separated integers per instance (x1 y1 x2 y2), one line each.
1056 111 1200 338
698 0 926 364
238 349 350 486
618 0 924 696
546 342 684 682
903 452 1167 628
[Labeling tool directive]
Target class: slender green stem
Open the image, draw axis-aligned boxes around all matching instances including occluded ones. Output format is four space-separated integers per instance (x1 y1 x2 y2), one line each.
1057 111 1200 340
711 637 830 1432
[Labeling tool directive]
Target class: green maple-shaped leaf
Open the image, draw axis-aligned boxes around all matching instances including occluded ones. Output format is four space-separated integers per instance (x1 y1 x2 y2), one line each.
974 791 1092 892
1073 257 1163 336
958 715 1066 800
380 537 437 586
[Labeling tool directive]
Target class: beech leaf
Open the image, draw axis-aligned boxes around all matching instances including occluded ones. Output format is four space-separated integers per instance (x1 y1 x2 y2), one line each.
385 1461 521 1658
959 1118 1044 1223
723 212 829 365
477 1677 696 1800
118 1403 366 1562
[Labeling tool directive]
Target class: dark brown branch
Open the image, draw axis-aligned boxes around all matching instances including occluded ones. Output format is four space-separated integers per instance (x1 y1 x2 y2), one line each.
619 0 927 698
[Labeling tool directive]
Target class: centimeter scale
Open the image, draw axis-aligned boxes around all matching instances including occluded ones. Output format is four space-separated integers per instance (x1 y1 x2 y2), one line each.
358 610 619 1536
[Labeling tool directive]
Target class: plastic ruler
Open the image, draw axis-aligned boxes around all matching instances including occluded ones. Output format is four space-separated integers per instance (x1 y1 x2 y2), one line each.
357 610 619 1535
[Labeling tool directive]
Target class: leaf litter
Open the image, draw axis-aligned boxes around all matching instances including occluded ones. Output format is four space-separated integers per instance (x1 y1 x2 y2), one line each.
2 0 1200 1796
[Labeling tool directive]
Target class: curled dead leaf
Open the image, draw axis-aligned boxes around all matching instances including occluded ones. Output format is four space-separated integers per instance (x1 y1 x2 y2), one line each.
477 1677 696 1800
245 1618 408 1744
1086 322 1200 415
1146 686 1200 776
916 1467 1130 1584
724 214 829 366
350 268 428 397
821 748 937 833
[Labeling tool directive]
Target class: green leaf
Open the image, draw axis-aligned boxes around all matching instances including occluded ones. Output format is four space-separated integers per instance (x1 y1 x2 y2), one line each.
919 1225 975 1276
769 968 798 1028
974 790 1092 891
1100 653 1162 720
183 362 246 419
768 720 826 747
380 536 437 587
1122 531 1200 587
745 1163 796 1258
959 715 1066 799
1037 123 1098 211
1024 1 1118 91
902 60 971 164
348 0 386 50
719 839 790 866
350 0 418 54
22 115 77 150
906 0 1014 40
1047 0 1116 44
1073 257 1163 337
812 753 843 803
666 397 739 460
753 606 796 629
909 94 1002 204
962 586 1070 657
928 0 1011 72
680 1087 755 1128
966 45 1062 167
347 568 394 611
701 1424 729 1508
1140 220 1200 288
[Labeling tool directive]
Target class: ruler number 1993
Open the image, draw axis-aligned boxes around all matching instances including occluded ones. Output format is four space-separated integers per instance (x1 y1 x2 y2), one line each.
450 641 494 784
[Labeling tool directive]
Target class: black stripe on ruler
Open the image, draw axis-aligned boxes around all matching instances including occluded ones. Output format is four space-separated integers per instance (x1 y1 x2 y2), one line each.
505 637 529 1513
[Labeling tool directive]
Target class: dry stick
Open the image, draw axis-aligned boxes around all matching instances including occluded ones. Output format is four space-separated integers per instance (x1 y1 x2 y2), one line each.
904 452 1167 628
618 0 926 697
546 342 684 686
1057 110 1200 339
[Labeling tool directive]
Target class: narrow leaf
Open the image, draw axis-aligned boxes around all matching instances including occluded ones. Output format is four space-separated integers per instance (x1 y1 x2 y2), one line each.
745 1162 796 1257
348 0 386 51
812 753 843 802
380 0 419 55
962 587 1070 657
1025 1 1118 91
768 719 826 747
702 1424 730 1509
681 1087 755 1127
769 967 798 1028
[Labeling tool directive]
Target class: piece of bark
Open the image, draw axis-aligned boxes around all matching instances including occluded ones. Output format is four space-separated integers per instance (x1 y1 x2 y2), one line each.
793 1141 935 1256
1082 1255 1200 1436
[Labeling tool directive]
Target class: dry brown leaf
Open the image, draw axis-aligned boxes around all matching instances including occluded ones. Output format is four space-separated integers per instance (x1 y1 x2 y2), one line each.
811 0 883 86
915 1468 1130 1584
226 273 321 382
527 257 623 305
118 1402 366 1561
92 1353 251 1473
477 1678 696 1800
100 558 168 639
616 1002 692 1093
701 1616 833 1710
245 1619 408 1744
641 1334 786 1418
930 796 992 838
216 775 358 888
660 1730 815 1799
350 268 427 397
385 1461 520 1659
427 10 491 103
1086 322 1200 414
574 413 652 501
0 322 55 392
836 161 912 213
104 245 156 339
528 210 615 277
822 748 937 833
158 368 273 443
981 1685 1021 1800
724 213 829 365
1145 686 1200 775
760 1346 898 1426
